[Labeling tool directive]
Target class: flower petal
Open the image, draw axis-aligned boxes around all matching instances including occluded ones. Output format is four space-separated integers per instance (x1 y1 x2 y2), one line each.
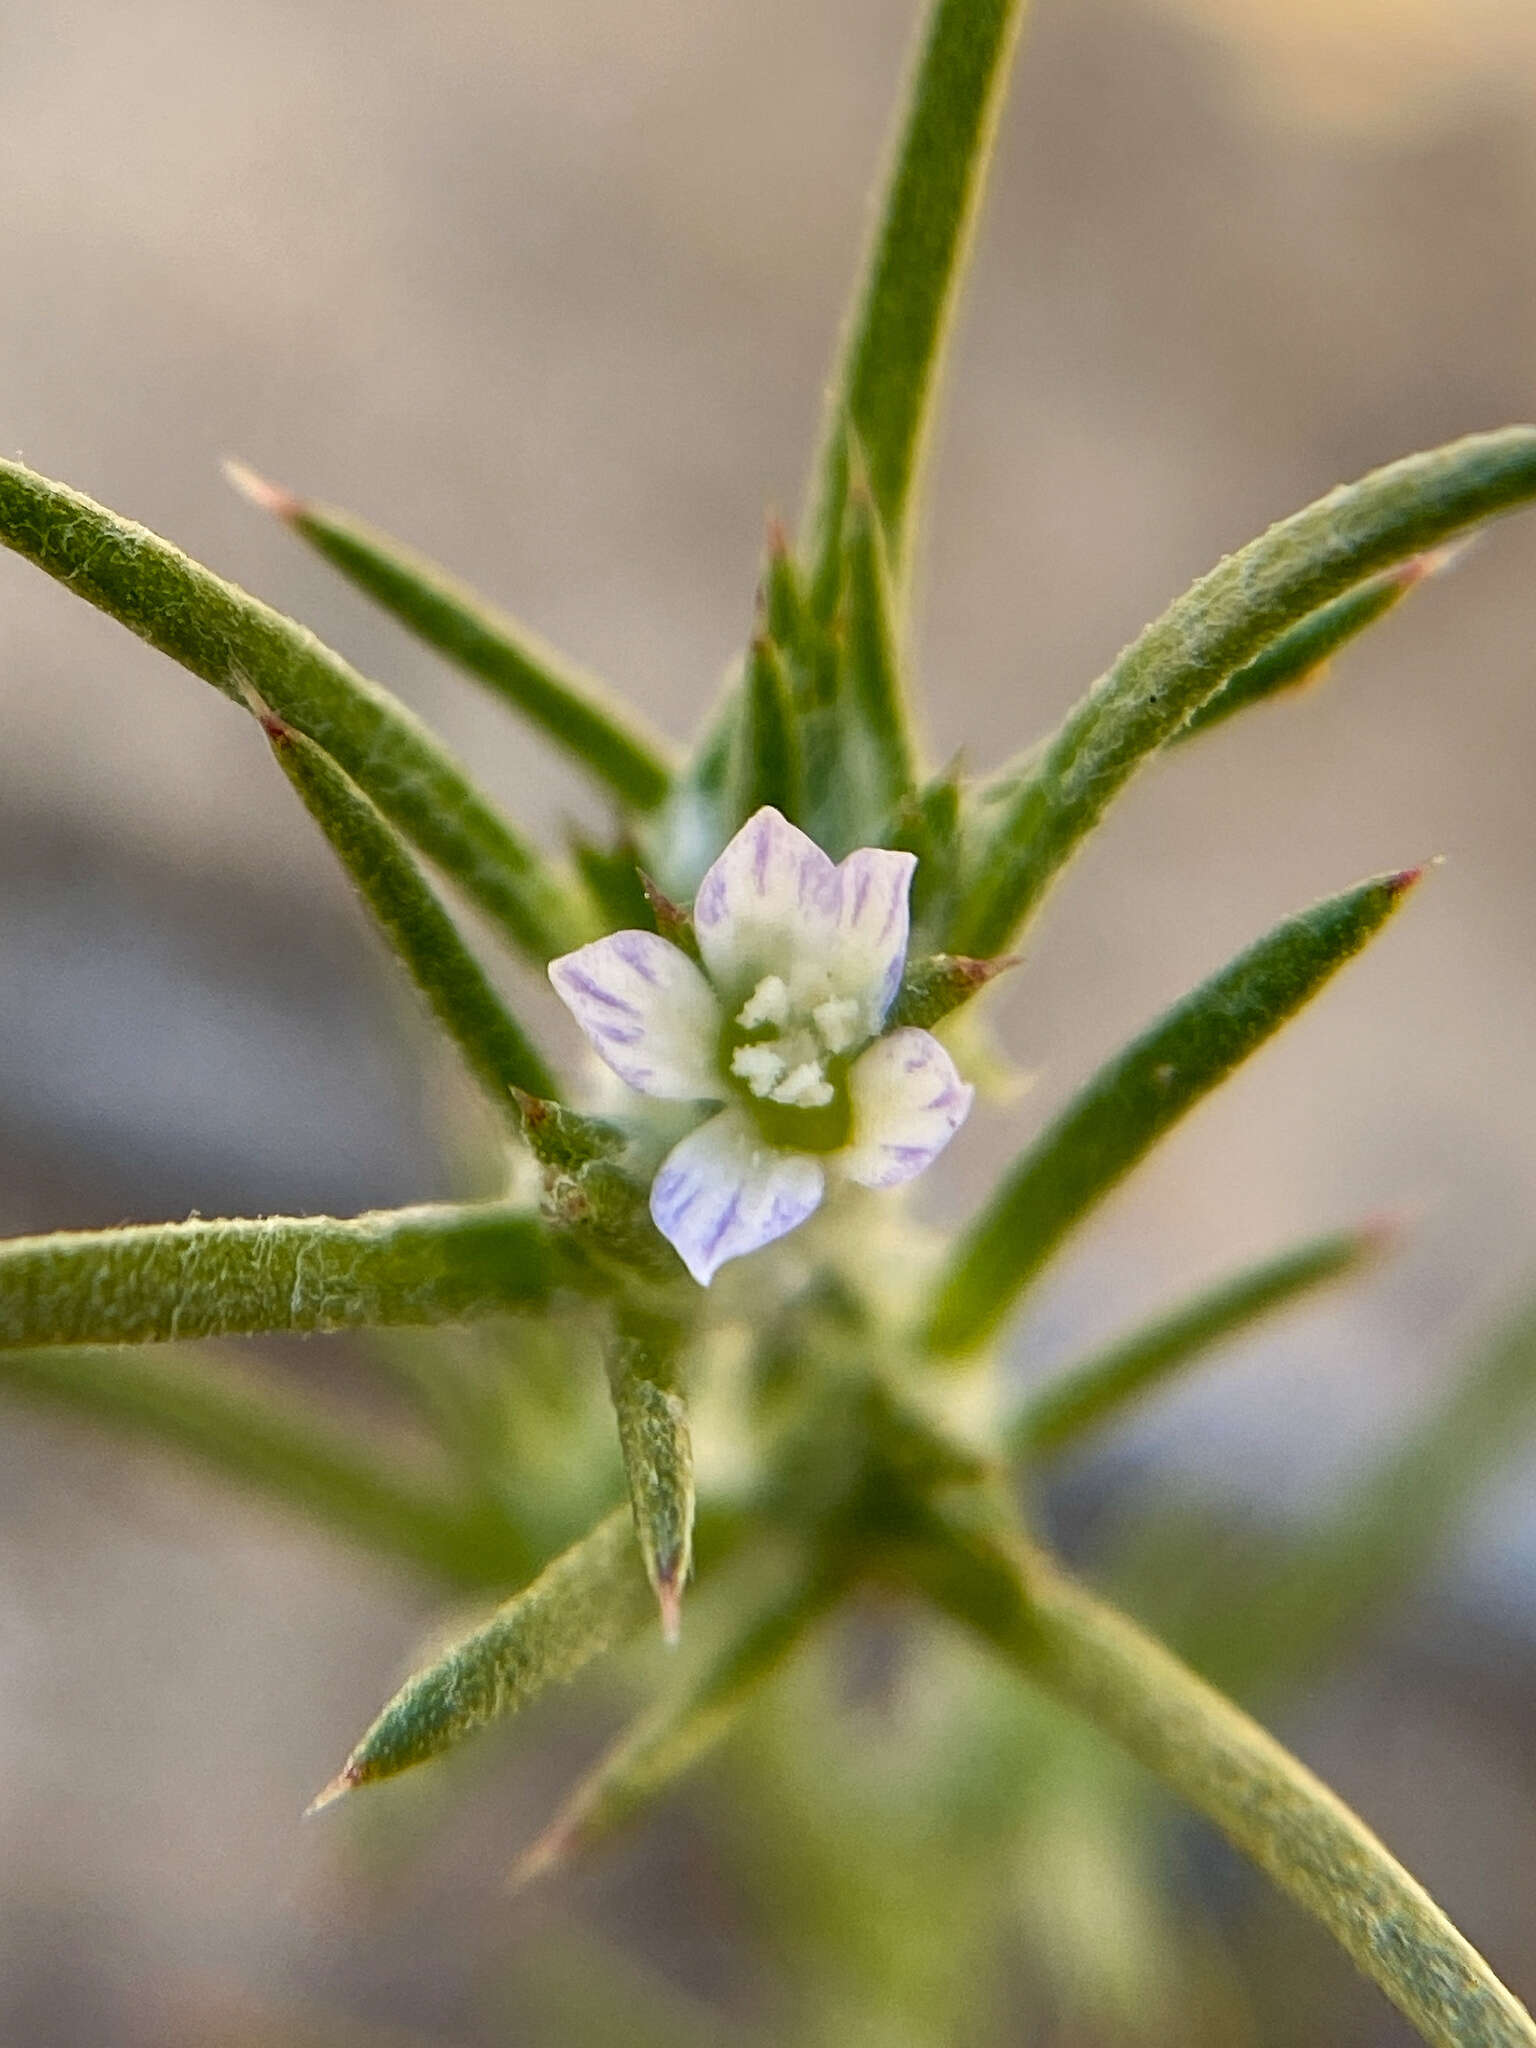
693 806 839 996
840 1027 975 1188
650 1109 826 1285
834 847 917 1030
549 931 722 1100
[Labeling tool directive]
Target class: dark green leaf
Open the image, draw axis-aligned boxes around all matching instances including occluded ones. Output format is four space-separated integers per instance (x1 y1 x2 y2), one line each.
260 712 557 1111
954 429 1536 955
1174 558 1430 744
606 1313 694 1640
801 0 1029 598
227 462 674 810
0 459 590 961
1009 1224 1387 1459
888 950 1016 1031
312 1507 651 1802
733 635 805 826
922 869 1421 1356
841 470 917 824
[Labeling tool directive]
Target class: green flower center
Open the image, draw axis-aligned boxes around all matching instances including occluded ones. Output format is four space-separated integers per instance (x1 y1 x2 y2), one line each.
719 973 859 1154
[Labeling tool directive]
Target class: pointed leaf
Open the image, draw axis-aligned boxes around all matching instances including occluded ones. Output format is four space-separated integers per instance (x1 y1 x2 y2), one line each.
517 1558 831 1881
841 469 918 823
1008 1223 1388 1459
954 428 1536 954
1174 556 1438 744
227 463 674 810
314 1508 651 1799
762 516 812 665
605 1314 694 1640
0 459 591 961
922 868 1421 1356
801 0 1029 599
0 1202 557 1348
733 635 805 827
906 1512 1536 2048
888 950 1017 1030
0 1344 520 1587
260 712 557 1110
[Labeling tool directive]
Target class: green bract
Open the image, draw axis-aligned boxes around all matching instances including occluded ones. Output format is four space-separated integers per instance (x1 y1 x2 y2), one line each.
2 4 1535 2043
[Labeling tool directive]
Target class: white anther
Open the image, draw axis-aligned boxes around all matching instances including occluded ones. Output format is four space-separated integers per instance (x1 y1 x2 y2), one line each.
731 1043 788 1097
812 996 861 1054
769 1061 835 1108
736 974 791 1030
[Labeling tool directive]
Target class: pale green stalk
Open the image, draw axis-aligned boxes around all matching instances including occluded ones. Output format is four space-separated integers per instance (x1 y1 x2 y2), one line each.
911 1516 1536 2048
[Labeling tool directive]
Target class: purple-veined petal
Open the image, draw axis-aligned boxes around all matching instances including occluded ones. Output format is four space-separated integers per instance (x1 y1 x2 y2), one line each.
840 1027 975 1189
693 807 840 995
834 847 917 1029
549 930 722 1101
650 1109 826 1285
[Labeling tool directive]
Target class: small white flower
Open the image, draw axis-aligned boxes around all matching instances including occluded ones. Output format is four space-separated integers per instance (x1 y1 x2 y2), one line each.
548 807 974 1286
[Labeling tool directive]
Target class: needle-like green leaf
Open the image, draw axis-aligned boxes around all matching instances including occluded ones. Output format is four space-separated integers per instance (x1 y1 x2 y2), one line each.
733 635 805 827
311 1507 652 1804
841 471 917 825
0 1344 523 1588
515 1559 832 1884
1008 1223 1388 1459
922 868 1421 1358
1174 555 1438 745
801 0 1029 600
954 428 1536 955
260 711 557 1112
0 459 592 962
908 1513 1536 2048
0 1203 557 1348
606 1314 694 1641
227 463 675 811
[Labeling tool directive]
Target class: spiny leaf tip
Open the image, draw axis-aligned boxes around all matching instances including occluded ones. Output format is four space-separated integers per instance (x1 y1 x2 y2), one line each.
303 1763 359 1818
222 457 303 523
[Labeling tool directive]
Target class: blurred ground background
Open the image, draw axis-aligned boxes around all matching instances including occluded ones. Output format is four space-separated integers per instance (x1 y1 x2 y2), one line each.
2 0 1536 2040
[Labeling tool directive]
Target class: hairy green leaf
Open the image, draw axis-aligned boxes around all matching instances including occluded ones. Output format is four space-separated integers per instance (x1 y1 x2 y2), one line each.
801 0 1029 598
923 869 1420 1357
909 1514 1536 2048
227 463 674 810
955 429 1536 954
606 1314 694 1640
1010 1224 1386 1459
0 1344 521 1587
1174 556 1435 744
0 1203 557 1348
260 713 557 1111
0 459 590 961
313 1508 651 1801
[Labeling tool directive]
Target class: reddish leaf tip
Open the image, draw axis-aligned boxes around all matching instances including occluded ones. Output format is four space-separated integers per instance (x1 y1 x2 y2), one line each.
303 1765 358 1818
655 1568 684 1648
1386 859 1437 896
508 1817 576 1894
222 458 303 523
1395 535 1477 588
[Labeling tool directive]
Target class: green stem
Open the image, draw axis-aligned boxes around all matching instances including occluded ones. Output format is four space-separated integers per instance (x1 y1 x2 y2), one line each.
801 0 1028 600
913 1519 1536 2048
